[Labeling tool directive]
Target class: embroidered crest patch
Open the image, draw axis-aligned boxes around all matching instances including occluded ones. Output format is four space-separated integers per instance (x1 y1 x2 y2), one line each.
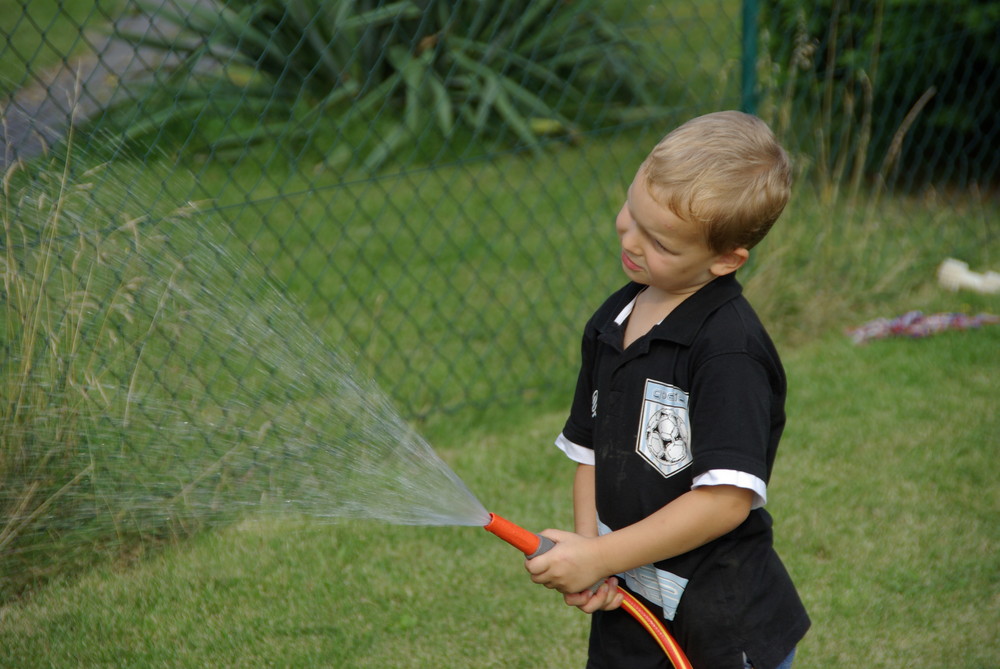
635 379 693 478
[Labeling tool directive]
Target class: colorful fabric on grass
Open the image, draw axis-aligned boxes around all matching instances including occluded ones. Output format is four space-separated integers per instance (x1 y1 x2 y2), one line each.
847 311 999 344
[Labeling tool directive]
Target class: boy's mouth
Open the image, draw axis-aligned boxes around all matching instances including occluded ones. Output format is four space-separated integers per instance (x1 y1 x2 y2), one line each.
621 251 642 272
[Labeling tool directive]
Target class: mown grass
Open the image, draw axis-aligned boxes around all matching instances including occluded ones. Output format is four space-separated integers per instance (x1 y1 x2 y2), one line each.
1 323 997 667
777 325 999 666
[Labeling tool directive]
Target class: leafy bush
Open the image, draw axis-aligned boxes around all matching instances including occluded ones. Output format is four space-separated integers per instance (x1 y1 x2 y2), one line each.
762 0 1000 190
105 0 664 169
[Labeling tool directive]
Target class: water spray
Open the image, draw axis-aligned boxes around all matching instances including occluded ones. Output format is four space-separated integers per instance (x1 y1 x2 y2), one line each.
483 513 693 669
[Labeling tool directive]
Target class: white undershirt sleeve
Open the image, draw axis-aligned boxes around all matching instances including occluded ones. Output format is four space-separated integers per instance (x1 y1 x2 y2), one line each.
692 469 767 509
554 432 595 466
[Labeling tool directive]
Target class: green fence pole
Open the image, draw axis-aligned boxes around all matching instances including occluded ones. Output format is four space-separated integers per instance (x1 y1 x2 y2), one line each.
741 0 759 115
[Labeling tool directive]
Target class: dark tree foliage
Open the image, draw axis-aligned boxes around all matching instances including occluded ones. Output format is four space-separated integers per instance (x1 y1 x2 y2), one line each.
763 0 999 188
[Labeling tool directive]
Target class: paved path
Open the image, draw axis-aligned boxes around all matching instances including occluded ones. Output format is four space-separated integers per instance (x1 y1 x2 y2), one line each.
0 2 193 169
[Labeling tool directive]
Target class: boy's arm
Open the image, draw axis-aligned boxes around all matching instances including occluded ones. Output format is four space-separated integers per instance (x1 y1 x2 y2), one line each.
559 462 624 613
573 463 598 537
597 484 753 574
528 485 753 596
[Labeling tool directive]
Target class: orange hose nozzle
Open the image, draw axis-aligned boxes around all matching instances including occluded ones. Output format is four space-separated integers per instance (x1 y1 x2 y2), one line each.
483 512 553 558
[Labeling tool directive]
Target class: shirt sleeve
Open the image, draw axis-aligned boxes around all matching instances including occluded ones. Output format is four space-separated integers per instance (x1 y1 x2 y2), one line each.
560 316 601 449
555 432 595 465
689 352 781 483
691 469 767 509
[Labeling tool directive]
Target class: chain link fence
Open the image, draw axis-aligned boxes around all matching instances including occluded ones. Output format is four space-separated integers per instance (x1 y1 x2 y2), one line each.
2 0 997 415
2 0 739 416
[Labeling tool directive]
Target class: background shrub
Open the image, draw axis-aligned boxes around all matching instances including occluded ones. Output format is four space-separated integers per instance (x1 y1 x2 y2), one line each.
106 0 666 170
762 0 1000 190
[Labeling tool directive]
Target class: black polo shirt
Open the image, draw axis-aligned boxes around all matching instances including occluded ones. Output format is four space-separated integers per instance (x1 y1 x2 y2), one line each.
560 274 809 669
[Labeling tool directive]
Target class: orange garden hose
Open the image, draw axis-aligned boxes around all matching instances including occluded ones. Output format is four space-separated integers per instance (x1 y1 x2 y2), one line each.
484 512 693 669
618 589 693 668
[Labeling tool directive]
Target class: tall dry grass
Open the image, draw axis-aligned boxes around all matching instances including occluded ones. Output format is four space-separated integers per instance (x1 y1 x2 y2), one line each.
0 145 233 599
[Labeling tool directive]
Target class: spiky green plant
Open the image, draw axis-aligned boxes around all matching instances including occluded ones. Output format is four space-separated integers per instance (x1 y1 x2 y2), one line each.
104 0 664 169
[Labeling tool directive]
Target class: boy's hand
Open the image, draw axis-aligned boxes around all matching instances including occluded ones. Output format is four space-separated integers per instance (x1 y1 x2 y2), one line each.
563 577 624 613
524 528 610 595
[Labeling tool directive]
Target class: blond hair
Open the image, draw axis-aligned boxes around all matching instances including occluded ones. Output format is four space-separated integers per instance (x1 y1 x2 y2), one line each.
641 111 791 253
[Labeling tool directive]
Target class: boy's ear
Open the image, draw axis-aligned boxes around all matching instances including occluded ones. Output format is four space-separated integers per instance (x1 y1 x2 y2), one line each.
710 247 749 277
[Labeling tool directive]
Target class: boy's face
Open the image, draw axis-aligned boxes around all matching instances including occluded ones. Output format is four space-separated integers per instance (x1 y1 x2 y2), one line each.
615 170 746 299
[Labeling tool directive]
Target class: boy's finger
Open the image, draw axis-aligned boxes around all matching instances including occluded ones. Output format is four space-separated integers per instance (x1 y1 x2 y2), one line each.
579 582 612 613
605 587 625 611
523 554 548 575
564 590 593 607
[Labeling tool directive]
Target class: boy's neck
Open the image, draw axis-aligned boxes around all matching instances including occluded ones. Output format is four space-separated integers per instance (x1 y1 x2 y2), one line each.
623 286 690 348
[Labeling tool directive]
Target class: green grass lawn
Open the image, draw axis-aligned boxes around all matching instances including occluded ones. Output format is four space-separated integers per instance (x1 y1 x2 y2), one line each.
2 323 997 667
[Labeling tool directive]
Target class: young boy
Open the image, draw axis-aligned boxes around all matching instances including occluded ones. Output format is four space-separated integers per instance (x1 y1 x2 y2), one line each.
526 111 810 669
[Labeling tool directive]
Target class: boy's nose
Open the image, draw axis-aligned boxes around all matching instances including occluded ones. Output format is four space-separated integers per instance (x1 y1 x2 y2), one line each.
615 210 631 236
618 218 639 250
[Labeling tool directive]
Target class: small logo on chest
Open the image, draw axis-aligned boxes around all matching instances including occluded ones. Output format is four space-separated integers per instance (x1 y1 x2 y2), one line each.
636 380 693 478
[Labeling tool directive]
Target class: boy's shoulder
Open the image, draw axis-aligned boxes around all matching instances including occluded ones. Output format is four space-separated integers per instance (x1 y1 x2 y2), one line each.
684 280 782 370
649 274 751 343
